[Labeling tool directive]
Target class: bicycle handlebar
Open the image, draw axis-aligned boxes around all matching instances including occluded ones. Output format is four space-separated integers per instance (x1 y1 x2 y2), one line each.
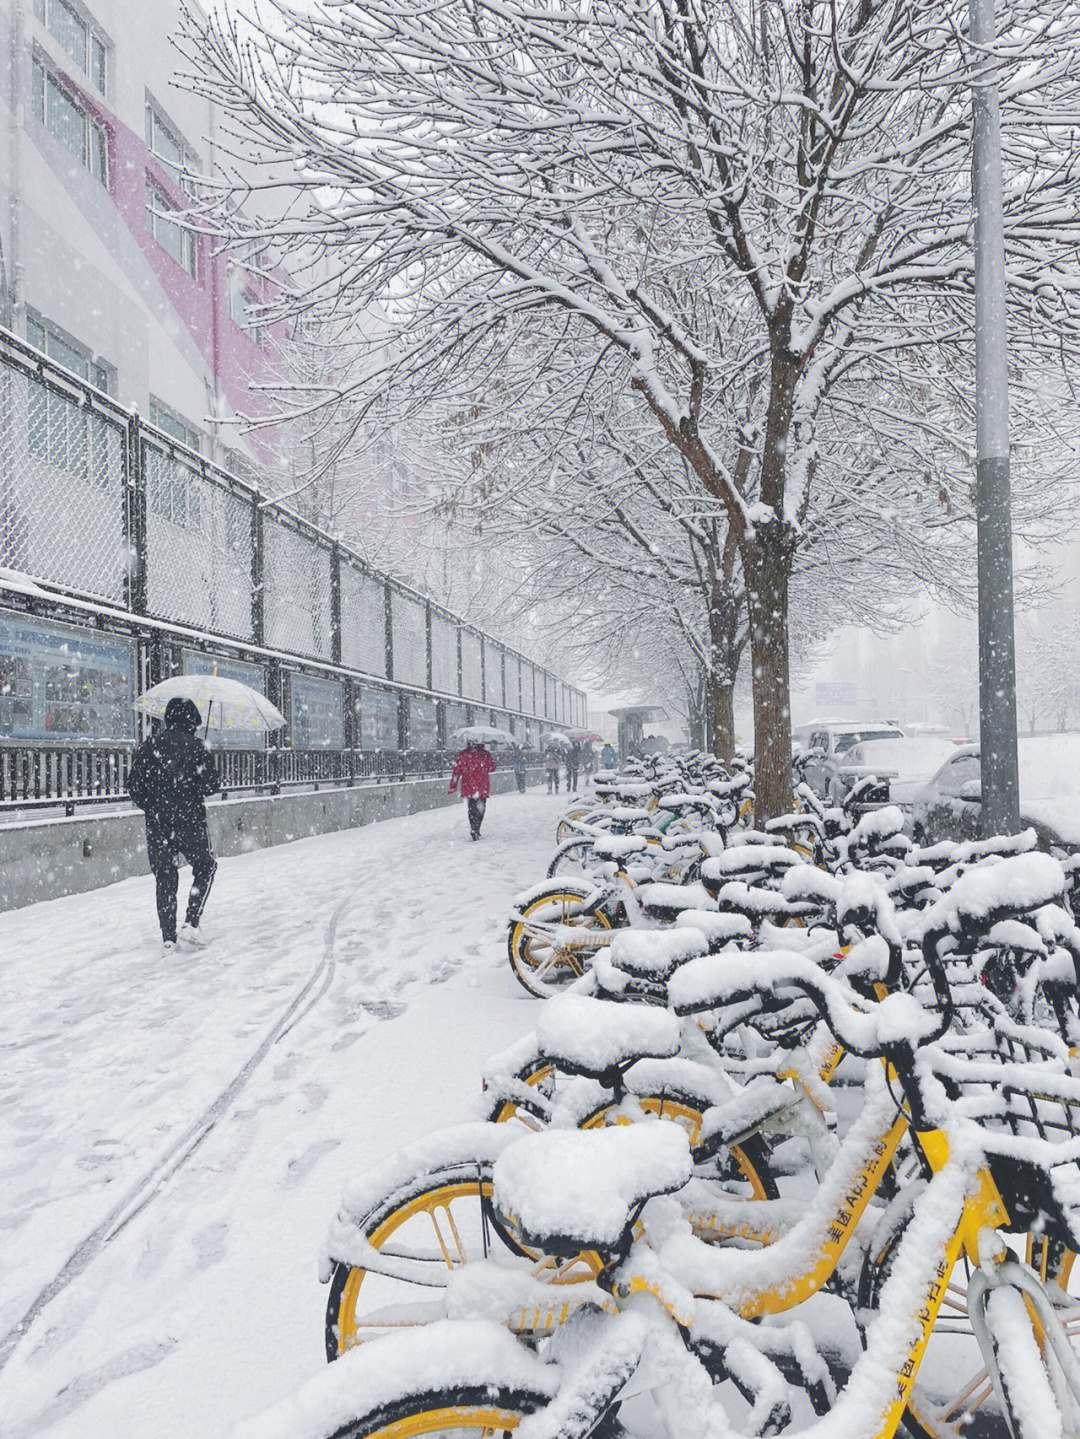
668 947 952 1059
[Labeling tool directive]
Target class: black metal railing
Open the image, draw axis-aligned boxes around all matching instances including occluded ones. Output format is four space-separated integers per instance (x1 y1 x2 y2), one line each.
0 743 538 815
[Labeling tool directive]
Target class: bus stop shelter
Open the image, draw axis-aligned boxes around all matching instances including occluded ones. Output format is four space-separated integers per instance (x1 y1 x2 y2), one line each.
608 704 668 760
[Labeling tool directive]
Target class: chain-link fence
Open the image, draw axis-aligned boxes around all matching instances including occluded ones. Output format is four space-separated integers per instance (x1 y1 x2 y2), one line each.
0 351 127 603
143 431 255 639
262 511 333 659
340 560 387 676
390 587 428 688
430 611 459 695
461 629 483 701
0 329 588 812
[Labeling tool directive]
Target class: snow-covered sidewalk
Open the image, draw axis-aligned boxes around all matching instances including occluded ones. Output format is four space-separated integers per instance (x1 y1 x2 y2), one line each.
1 789 565 1437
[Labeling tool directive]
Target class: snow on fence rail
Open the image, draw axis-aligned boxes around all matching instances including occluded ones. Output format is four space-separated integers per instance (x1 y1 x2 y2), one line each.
0 328 586 813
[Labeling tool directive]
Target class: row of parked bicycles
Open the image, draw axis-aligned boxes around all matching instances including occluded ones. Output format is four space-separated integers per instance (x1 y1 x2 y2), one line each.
239 751 1080 1439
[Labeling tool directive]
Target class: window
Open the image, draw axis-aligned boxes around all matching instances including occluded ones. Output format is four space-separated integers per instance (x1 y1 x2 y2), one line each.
25 316 113 484
939 755 980 797
32 57 107 185
145 181 198 278
146 100 197 191
148 397 201 453
228 276 264 344
34 0 109 94
26 313 111 392
146 449 202 531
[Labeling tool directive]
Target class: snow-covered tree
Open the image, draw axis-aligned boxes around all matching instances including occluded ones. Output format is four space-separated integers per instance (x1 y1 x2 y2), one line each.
183 0 1080 816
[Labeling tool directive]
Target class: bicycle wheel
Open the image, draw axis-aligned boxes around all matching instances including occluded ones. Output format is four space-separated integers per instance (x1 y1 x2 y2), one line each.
326 1388 548 1439
860 1206 1078 1438
484 1061 556 1127
326 1156 601 1359
308 1324 558 1438
506 885 614 998
546 838 602 881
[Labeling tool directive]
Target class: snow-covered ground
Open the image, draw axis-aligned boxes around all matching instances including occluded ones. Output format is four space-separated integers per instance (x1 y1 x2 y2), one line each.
1 790 565 1437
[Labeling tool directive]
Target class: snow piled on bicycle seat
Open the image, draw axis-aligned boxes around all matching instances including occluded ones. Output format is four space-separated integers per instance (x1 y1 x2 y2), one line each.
674 909 755 944
494 1123 691 1248
229 1320 558 1439
536 993 681 1069
937 851 1064 924
607 927 708 976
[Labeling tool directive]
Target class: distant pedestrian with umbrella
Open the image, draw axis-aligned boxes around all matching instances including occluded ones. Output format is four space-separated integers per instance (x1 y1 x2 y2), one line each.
128 697 220 952
449 736 497 840
512 745 528 793
567 739 582 792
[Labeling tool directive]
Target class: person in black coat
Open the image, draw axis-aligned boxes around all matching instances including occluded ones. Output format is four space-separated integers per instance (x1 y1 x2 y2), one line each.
128 696 220 950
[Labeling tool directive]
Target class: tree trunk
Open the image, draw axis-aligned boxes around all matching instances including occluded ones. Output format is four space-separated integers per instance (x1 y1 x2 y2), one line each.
743 529 795 821
706 674 736 761
688 680 706 750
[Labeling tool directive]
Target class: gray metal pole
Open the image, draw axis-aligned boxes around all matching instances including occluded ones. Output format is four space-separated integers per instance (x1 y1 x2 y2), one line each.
971 0 1020 835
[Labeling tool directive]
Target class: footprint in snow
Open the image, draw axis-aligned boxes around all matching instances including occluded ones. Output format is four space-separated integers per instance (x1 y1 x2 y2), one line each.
283 1137 341 1186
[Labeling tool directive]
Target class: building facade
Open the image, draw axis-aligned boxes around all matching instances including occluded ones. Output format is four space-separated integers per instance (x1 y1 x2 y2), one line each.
1 0 279 469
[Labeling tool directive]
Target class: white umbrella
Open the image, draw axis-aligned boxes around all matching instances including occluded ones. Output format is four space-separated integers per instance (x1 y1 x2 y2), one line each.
451 724 514 746
134 675 286 733
541 731 572 750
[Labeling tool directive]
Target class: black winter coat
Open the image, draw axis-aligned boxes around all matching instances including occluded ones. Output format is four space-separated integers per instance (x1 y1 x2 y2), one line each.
128 729 220 827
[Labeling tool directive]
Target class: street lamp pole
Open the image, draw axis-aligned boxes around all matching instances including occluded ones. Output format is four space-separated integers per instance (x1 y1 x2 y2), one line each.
971 0 1020 834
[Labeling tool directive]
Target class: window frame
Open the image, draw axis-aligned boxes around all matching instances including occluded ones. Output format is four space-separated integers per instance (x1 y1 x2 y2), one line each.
144 179 199 279
148 395 202 454
31 54 108 186
34 0 110 97
145 97 198 193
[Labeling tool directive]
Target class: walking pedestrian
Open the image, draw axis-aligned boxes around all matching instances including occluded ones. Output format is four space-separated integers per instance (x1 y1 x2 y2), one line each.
544 749 561 794
581 743 597 783
128 697 220 953
449 739 496 840
567 740 581 793
601 742 617 770
512 745 528 793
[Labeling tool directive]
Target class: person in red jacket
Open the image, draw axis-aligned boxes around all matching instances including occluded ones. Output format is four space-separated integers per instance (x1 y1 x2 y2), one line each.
449 741 497 840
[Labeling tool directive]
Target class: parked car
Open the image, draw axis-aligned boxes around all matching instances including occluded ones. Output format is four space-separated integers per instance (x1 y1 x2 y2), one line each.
910 735 1080 850
843 736 957 810
791 719 904 802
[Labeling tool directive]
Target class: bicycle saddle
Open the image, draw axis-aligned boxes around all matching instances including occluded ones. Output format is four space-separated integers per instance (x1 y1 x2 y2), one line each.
702 846 803 885
712 880 810 920
606 927 709 980
674 909 755 950
945 852 1065 930
637 880 714 916
655 793 716 814
535 993 681 1078
493 1121 692 1256
592 835 651 862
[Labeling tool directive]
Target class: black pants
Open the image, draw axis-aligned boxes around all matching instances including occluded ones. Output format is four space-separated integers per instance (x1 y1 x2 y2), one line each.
547 771 560 793
515 771 526 792
568 766 579 792
467 796 487 839
146 815 217 942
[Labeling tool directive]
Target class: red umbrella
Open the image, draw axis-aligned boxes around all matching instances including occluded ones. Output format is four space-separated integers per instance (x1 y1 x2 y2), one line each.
570 730 603 742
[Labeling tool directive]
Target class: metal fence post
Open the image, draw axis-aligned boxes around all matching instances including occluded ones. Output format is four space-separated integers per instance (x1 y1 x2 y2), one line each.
426 601 433 691
330 542 342 666
384 583 394 681
251 499 265 645
125 413 147 614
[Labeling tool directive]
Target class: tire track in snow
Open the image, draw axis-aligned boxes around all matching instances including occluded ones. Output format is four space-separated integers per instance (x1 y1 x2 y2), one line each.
0 882 359 1375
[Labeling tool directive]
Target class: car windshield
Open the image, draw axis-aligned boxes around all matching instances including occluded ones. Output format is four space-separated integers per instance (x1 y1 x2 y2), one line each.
834 729 901 754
